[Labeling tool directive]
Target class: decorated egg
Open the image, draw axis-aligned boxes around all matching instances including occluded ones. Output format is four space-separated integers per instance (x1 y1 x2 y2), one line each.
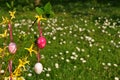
8 42 17 54
37 36 46 49
34 62 43 74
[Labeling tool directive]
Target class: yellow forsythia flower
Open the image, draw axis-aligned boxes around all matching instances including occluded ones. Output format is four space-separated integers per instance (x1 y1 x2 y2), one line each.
0 16 9 25
0 30 8 38
35 15 46 22
9 11 16 20
17 57 30 70
4 76 25 80
11 57 29 77
25 44 37 56
0 46 7 58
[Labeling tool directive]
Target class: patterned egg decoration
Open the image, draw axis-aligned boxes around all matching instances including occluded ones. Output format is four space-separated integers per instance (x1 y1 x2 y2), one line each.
37 36 46 49
34 62 43 74
8 42 17 54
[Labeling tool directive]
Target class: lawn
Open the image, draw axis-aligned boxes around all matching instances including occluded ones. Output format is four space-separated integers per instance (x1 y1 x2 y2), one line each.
0 1 120 80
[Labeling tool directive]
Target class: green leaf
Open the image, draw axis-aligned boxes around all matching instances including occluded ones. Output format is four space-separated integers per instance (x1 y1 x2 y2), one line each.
35 7 44 15
49 11 55 17
6 2 11 9
45 11 54 18
44 2 52 13
11 1 14 8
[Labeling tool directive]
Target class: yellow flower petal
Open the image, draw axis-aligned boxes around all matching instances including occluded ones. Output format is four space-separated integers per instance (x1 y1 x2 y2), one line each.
13 57 29 77
0 30 8 38
0 48 3 53
9 11 16 20
0 16 9 25
25 44 37 56
35 15 46 22
18 57 29 68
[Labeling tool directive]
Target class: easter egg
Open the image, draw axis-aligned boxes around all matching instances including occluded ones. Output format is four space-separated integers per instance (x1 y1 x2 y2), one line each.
8 42 17 54
37 36 46 49
34 62 43 74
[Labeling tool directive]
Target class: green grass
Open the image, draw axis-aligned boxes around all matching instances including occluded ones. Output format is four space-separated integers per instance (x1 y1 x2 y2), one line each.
0 2 120 80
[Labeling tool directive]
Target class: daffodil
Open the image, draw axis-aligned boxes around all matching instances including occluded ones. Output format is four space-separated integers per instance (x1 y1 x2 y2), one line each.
35 15 46 22
9 11 16 20
0 29 8 38
25 44 37 56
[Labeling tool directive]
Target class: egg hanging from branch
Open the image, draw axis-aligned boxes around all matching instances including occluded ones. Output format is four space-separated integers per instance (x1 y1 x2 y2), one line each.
37 36 46 49
34 62 43 74
8 42 17 54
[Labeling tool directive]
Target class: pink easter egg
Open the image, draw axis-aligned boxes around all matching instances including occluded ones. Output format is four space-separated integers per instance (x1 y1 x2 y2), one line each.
37 36 46 49
8 42 17 54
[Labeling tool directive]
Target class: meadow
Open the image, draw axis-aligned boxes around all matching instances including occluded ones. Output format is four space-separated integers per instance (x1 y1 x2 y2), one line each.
0 1 120 80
